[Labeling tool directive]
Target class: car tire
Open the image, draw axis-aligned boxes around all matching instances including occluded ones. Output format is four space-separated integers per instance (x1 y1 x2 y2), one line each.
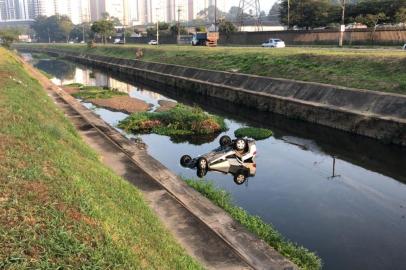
234 173 246 185
219 135 232 147
197 168 207 178
180 155 192 167
234 138 246 152
197 157 208 170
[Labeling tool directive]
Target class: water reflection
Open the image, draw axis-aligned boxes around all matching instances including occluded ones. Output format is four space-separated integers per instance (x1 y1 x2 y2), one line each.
34 59 76 81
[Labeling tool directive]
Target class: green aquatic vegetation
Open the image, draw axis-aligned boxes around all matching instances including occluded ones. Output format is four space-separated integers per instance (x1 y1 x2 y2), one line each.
184 179 322 270
72 86 127 100
118 104 227 136
64 82 83 87
234 127 273 140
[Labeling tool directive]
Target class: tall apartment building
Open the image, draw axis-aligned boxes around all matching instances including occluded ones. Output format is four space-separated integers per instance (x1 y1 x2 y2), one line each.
0 0 90 23
129 0 152 25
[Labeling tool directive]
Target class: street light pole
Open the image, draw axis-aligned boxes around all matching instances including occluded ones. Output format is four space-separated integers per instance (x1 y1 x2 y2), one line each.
122 0 126 44
177 6 181 42
339 0 346 47
156 8 159 45
287 0 290 30
214 0 217 31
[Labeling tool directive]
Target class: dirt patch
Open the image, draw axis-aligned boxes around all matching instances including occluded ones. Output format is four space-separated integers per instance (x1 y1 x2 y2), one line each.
89 96 150 114
56 203 96 226
155 100 177 112
22 181 50 203
62 86 80 95
0 71 12 83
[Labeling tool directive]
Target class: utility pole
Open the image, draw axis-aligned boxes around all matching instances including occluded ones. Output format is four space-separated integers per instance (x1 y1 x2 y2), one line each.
238 0 262 31
82 24 85 42
156 8 159 45
214 0 217 31
122 0 126 44
339 0 346 47
287 0 290 30
177 6 181 42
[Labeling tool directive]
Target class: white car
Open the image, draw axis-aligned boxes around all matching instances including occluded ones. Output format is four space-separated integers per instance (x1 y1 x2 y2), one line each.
403 44 406 50
148 40 158 45
180 136 257 183
262 39 286 48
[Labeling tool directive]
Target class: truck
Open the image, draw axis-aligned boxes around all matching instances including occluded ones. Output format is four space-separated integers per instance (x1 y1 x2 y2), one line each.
191 32 219 47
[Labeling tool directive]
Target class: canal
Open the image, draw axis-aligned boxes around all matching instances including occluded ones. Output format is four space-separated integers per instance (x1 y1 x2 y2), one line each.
32 55 406 270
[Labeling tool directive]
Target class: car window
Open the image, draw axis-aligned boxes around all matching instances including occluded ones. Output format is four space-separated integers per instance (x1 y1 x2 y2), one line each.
274 39 281 42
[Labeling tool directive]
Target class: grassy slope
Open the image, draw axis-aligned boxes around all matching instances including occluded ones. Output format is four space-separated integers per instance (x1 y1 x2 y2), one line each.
24 44 406 94
0 47 202 269
184 179 322 270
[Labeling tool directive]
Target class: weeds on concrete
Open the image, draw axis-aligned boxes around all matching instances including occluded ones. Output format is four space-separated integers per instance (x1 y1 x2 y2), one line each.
184 179 322 270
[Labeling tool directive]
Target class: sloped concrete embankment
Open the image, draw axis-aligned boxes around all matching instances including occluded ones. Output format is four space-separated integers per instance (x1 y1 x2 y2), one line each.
24 47 406 146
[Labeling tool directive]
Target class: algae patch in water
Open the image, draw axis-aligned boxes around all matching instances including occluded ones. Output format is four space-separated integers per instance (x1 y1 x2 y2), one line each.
234 127 273 140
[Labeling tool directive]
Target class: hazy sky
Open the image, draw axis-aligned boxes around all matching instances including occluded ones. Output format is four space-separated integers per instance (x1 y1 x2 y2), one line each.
225 0 276 12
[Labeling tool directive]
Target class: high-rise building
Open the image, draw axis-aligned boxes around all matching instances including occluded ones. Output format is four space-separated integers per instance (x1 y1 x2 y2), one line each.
90 0 105 21
129 0 152 25
0 0 7 20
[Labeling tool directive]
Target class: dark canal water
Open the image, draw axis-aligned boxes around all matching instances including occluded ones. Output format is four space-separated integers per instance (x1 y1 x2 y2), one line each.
32 56 406 270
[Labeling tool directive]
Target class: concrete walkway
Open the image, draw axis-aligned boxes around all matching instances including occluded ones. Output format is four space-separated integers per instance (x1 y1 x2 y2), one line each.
22 59 298 270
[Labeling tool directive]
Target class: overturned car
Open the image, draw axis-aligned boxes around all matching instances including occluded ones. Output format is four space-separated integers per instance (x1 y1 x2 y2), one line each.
180 135 257 185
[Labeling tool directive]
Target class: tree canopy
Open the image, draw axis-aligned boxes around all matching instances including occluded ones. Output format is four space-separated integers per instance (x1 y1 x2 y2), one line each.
31 15 73 43
279 0 406 29
91 20 115 43
0 28 20 48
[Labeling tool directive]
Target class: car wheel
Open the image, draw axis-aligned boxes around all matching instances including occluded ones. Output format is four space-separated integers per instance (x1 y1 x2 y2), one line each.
197 168 207 178
219 135 232 147
234 138 246 151
234 173 246 185
197 157 208 170
180 155 192 167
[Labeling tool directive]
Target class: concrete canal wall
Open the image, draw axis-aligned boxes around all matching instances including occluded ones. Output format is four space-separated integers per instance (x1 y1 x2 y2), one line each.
22 47 406 146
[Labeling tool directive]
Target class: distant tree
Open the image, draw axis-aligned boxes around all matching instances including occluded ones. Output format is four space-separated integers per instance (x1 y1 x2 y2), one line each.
169 24 187 36
59 16 73 42
279 0 333 29
31 15 73 43
226 6 242 22
91 19 115 44
195 26 206 32
158 22 170 30
396 7 406 25
0 28 20 48
355 12 387 28
197 5 226 23
355 12 387 42
146 23 171 37
101 12 110 20
70 22 92 42
268 2 281 23
218 20 237 39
